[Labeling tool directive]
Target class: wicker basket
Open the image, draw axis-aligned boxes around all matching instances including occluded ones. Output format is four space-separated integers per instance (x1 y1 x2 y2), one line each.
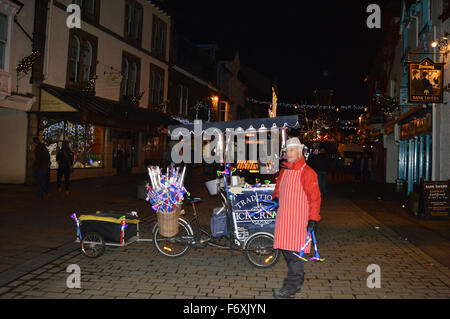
156 205 181 237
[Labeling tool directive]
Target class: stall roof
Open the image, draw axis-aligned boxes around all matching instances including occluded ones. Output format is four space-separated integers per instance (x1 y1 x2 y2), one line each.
168 115 299 135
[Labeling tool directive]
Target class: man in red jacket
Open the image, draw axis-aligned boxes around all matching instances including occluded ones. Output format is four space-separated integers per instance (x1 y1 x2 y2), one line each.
272 137 322 299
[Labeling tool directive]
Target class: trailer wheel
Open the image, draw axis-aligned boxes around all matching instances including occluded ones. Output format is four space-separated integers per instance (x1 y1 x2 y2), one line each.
81 232 105 258
244 232 279 268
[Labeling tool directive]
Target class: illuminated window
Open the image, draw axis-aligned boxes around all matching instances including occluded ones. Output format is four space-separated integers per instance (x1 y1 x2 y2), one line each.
41 120 104 169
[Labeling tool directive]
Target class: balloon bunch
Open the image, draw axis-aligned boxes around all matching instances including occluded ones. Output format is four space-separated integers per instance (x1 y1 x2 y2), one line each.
146 165 189 214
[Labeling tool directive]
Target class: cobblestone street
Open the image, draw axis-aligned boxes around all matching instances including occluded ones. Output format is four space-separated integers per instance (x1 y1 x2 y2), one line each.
0 173 448 299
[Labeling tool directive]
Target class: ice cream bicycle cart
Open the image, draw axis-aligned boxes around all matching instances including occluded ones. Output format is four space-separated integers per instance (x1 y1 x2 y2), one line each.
150 115 300 268
71 116 301 268
151 164 281 268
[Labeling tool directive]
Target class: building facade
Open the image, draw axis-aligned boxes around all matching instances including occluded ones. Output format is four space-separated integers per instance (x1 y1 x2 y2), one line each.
368 0 450 195
0 0 179 184
0 0 36 184
167 34 222 123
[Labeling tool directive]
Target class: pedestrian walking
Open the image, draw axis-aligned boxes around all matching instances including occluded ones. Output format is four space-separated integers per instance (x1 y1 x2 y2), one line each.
335 153 345 180
333 153 345 181
33 137 50 200
361 152 372 183
315 148 330 196
353 153 362 183
56 141 74 196
272 137 322 299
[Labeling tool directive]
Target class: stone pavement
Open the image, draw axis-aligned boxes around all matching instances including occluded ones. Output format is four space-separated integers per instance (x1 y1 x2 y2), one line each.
0 173 154 284
0 172 449 299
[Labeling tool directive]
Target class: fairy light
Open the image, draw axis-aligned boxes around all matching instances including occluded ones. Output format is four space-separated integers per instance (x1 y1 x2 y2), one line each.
16 51 40 75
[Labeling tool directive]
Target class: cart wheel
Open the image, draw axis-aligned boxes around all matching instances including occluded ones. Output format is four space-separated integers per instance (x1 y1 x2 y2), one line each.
81 232 105 258
244 232 279 268
152 217 192 258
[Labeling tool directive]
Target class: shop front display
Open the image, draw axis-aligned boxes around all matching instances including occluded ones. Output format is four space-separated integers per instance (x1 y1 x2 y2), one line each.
41 119 105 170
111 129 139 175
398 110 432 195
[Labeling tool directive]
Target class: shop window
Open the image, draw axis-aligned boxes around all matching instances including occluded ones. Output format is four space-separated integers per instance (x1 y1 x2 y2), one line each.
111 129 139 171
41 120 104 169
144 135 159 152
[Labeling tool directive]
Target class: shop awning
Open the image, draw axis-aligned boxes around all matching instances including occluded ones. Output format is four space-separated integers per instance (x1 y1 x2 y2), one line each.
167 115 299 135
38 83 180 131
384 104 432 132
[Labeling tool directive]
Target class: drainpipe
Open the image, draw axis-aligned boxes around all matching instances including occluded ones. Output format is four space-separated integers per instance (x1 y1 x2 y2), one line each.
410 15 419 49
44 0 54 80
432 103 439 181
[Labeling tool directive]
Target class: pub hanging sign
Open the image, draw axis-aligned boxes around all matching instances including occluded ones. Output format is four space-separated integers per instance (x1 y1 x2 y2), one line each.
408 57 444 103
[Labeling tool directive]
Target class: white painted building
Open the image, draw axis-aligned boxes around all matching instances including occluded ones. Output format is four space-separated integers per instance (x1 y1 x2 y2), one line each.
0 0 177 184
384 0 450 194
0 0 35 184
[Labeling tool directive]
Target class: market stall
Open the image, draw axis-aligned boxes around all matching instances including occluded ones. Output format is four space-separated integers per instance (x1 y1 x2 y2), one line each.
167 115 299 178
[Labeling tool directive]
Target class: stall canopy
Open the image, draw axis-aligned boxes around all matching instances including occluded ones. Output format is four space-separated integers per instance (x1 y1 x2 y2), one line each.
168 115 299 135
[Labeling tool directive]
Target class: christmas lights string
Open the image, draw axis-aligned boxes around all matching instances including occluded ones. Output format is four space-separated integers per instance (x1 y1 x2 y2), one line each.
246 98 367 111
16 51 40 76
169 122 302 137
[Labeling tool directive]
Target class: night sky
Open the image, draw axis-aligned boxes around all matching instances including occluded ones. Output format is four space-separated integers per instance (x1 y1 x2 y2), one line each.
163 0 395 106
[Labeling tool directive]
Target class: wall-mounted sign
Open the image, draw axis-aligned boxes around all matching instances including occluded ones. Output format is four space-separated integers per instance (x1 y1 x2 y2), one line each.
40 89 77 112
408 57 444 103
423 181 449 218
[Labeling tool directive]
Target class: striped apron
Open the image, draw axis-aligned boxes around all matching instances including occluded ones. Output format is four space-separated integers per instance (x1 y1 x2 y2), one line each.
273 163 311 253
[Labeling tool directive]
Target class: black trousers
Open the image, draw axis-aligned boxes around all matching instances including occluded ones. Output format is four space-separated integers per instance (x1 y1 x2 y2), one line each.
57 166 71 190
281 250 305 291
35 168 48 199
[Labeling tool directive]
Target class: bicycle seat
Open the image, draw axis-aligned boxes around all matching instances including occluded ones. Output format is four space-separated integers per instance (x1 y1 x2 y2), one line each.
185 196 202 204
